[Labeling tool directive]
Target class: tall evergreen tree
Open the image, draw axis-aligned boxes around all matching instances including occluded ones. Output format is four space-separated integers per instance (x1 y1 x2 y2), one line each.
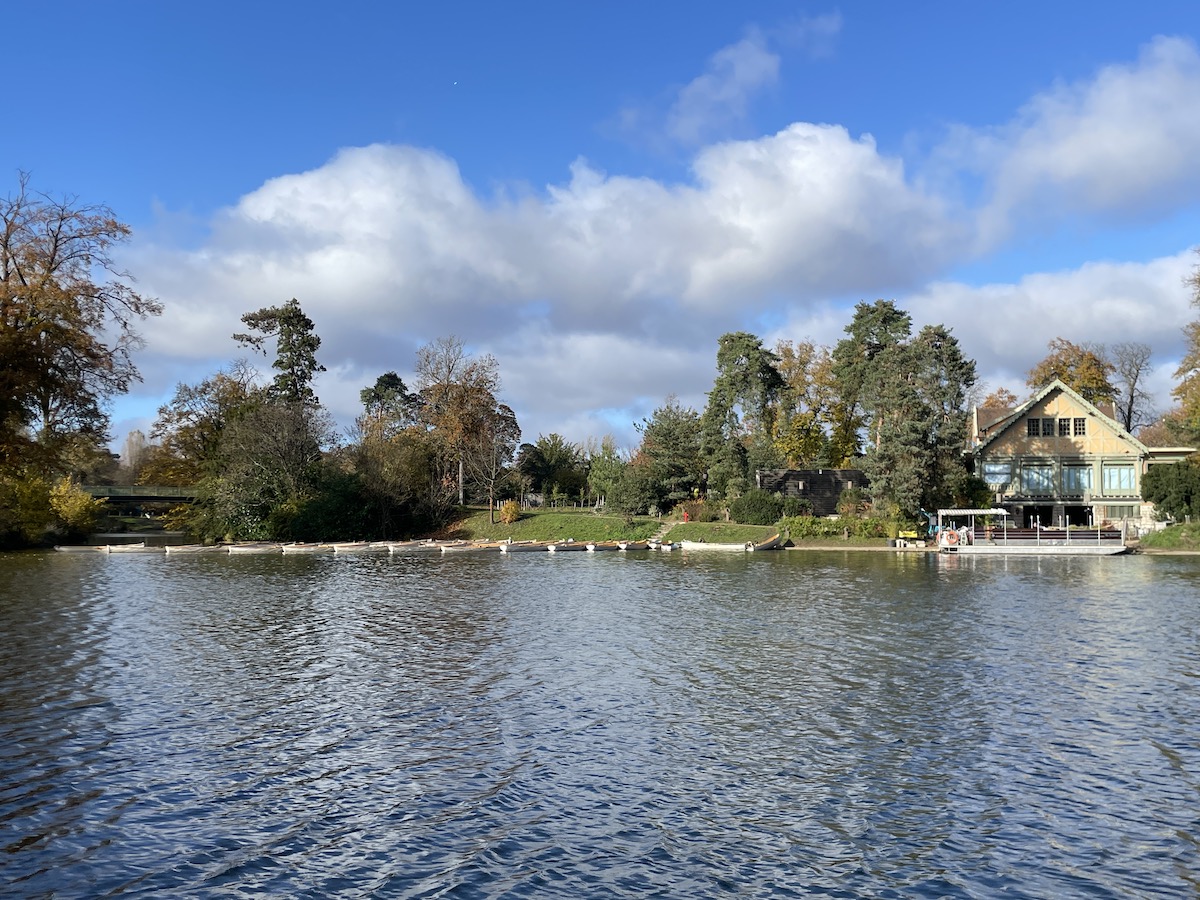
832 302 977 516
700 332 784 498
637 396 705 509
233 298 325 405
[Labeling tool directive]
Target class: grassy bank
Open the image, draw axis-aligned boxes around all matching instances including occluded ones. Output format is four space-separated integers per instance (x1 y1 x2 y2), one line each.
436 509 898 548
661 522 777 544
436 507 661 543
1136 524 1200 552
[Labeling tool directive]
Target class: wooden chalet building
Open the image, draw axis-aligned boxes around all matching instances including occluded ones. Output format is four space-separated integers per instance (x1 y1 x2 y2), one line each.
969 379 1194 529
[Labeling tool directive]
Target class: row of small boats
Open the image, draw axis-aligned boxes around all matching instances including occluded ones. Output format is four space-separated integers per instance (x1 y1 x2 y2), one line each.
55 534 785 555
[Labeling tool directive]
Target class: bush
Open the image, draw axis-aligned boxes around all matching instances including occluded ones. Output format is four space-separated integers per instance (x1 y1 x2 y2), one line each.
837 487 865 518
780 496 812 518
728 489 784 526
780 514 890 540
49 478 106 539
499 500 521 524
680 499 721 522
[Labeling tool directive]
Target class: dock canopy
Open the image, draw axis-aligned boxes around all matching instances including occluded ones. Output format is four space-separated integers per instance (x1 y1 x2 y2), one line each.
936 508 1009 517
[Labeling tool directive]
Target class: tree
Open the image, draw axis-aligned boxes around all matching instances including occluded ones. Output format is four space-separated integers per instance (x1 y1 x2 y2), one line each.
1172 251 1200 442
585 435 625 508
0 173 161 469
700 332 785 498
142 360 259 485
831 302 977 516
233 298 325 405
980 387 1019 409
636 396 705 509
773 339 857 467
1136 410 1192 447
1026 338 1116 405
516 434 587 502
830 300 914 453
194 400 337 541
415 335 503 505
1109 341 1156 433
463 402 521 522
1143 458 1200 521
359 372 418 437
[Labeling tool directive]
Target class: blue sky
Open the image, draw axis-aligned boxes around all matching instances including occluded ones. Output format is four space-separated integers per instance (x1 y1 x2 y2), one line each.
7 2 1200 451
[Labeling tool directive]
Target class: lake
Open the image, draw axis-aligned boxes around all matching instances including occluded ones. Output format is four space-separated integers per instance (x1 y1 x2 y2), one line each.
2 548 1198 897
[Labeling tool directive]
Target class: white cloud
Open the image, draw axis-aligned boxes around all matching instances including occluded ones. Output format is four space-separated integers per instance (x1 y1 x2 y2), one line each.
902 251 1195 404
942 36 1200 246
129 119 959 445
117 36 1200 452
665 29 781 146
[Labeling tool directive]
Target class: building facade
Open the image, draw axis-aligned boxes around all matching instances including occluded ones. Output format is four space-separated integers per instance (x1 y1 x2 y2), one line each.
969 379 1193 528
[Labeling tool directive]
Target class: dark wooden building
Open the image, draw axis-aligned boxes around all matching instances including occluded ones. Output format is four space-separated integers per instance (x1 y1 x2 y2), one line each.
755 469 868 517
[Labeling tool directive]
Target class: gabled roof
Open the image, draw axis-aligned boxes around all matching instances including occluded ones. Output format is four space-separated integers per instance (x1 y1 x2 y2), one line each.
974 379 1149 455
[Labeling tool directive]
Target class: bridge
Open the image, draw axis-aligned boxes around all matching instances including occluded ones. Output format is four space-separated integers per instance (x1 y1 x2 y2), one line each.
82 485 198 504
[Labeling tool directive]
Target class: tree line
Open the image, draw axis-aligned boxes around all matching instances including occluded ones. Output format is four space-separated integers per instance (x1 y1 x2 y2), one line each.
5 177 1200 546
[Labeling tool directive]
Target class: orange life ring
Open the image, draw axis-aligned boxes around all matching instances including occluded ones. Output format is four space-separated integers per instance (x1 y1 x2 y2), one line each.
945 530 959 545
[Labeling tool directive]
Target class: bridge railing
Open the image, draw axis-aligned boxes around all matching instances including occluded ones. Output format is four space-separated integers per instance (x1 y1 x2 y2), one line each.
82 485 197 500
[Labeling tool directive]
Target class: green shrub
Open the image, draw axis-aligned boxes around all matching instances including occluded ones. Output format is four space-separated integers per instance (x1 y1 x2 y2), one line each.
837 487 865 518
729 489 784 526
49 478 106 539
780 496 812 518
780 514 890 539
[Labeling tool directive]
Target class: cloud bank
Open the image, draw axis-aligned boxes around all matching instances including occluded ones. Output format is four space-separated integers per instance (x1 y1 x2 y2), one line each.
124 35 1200 449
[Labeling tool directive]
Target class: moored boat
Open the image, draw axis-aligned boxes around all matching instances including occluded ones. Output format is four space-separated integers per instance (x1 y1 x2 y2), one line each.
679 539 748 552
386 540 443 553
440 541 505 552
500 541 553 552
281 542 334 554
226 542 284 554
330 541 388 553
547 540 587 552
585 541 621 551
617 540 649 551
747 533 785 551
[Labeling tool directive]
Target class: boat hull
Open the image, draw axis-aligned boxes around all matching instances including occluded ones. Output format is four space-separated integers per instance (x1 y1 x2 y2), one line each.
944 544 1126 556
679 540 748 551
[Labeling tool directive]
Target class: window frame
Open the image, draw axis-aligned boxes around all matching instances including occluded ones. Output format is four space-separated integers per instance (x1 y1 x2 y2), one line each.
1101 463 1136 494
1021 463 1055 495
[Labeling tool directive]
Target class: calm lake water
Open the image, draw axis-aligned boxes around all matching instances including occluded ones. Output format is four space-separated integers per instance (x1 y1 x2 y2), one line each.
2 548 1198 898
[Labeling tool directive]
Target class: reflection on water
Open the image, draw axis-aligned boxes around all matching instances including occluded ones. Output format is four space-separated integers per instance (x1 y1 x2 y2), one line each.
1 549 1199 897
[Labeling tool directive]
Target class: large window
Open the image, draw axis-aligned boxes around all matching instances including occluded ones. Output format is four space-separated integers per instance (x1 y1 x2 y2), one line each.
1058 418 1072 437
1022 465 1055 494
982 461 1012 484
1073 418 1086 436
1063 466 1093 493
1041 418 1056 437
1102 464 1136 493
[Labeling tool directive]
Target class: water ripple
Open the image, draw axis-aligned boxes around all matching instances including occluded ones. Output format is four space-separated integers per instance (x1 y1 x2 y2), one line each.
1 550 1199 896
